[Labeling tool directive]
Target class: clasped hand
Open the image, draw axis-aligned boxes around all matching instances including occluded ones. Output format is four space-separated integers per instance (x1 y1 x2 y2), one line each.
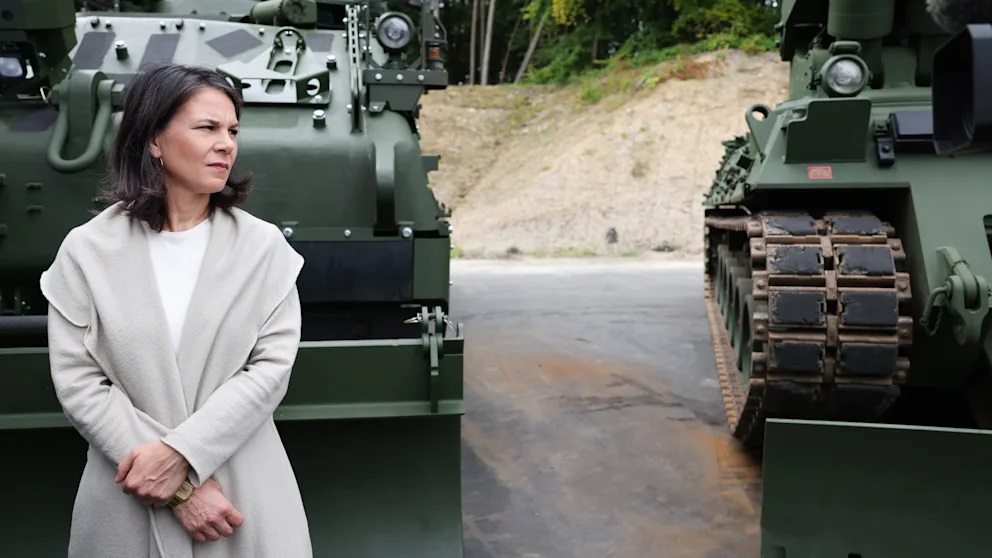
116 441 244 542
172 478 245 542
115 440 189 506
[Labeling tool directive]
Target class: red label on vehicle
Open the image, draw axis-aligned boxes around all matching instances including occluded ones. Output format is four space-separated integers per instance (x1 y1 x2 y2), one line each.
808 166 833 180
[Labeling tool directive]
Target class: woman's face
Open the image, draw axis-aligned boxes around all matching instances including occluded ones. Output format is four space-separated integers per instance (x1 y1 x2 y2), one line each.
148 87 239 196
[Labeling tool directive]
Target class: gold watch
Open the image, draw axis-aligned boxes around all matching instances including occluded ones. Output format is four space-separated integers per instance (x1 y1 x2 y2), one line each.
168 479 195 508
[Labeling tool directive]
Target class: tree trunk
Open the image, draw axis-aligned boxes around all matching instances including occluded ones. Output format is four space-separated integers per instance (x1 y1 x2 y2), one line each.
469 0 479 84
514 12 546 83
499 13 523 83
480 0 497 85
478 0 487 82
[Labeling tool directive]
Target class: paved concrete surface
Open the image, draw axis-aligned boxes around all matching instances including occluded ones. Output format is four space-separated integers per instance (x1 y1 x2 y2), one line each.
451 258 762 558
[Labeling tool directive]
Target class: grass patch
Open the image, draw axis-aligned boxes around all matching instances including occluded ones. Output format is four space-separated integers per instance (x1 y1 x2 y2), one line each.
562 32 775 106
554 246 598 257
574 54 720 105
522 32 776 90
439 34 776 150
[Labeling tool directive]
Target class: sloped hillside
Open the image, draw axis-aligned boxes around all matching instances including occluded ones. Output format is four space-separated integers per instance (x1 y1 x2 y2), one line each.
417 50 791 259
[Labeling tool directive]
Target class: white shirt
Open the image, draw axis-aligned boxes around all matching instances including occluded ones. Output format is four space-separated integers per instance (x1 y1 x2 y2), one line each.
146 217 212 356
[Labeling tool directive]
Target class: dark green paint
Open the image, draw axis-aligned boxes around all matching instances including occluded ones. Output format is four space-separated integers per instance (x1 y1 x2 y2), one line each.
761 418 992 558
413 236 451 300
704 1 992 554
783 98 872 163
0 0 464 555
1 337 465 429
0 339 465 554
706 1 992 388
0 413 464 557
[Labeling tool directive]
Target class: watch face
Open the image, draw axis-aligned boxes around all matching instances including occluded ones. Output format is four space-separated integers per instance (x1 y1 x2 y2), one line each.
175 481 193 501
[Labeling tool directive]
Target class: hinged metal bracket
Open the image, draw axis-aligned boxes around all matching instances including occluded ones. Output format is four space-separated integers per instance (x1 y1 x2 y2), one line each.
216 27 330 106
346 3 366 134
920 246 990 346
404 305 457 413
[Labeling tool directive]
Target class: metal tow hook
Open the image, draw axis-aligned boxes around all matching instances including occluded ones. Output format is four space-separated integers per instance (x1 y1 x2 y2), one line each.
404 306 451 413
919 246 990 346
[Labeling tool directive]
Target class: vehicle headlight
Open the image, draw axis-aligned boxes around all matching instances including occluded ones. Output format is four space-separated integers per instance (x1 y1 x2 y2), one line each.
819 55 869 97
376 12 414 52
0 56 24 79
0 42 30 81
827 59 864 93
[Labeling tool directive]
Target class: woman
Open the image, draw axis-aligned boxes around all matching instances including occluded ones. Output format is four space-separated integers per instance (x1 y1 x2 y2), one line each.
40 63 312 557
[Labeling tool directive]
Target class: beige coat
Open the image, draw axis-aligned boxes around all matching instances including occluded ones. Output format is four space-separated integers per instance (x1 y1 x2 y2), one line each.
40 202 312 557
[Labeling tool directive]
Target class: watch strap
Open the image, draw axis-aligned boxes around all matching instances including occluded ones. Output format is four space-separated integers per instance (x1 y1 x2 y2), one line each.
168 478 195 508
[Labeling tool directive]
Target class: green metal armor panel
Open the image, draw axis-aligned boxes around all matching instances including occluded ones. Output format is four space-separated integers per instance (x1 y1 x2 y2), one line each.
761 419 992 558
0 0 465 556
702 0 992 554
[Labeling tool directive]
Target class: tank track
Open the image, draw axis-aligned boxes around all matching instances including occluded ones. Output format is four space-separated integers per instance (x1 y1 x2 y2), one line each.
703 211 912 448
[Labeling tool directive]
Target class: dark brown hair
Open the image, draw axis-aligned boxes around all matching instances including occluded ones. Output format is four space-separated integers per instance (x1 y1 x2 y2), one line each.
102 63 252 231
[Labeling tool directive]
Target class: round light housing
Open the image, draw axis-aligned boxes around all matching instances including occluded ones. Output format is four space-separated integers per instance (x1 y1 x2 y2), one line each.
819 55 869 97
0 56 24 79
827 60 863 93
376 12 414 52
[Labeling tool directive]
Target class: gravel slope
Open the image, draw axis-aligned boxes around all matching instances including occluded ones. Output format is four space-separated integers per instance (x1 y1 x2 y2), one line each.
418 50 790 259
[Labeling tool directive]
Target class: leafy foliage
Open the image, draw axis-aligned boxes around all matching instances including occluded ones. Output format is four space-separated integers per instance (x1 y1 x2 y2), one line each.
550 0 586 26
670 0 780 43
430 0 780 86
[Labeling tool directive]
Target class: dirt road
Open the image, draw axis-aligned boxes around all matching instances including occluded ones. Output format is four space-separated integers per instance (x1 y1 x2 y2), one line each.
452 258 762 558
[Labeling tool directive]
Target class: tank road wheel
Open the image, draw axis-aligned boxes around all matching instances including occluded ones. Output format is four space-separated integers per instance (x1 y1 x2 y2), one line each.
725 264 747 331
703 212 912 449
716 245 731 309
741 297 765 385
718 255 732 317
720 248 743 319
732 278 753 372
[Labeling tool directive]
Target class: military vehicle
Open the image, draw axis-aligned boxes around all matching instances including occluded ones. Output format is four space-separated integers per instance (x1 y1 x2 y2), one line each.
0 0 464 555
701 0 992 555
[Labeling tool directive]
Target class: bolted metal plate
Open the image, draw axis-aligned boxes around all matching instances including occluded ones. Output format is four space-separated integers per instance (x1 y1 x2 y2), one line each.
828 215 885 235
837 342 898 377
836 245 896 276
767 245 823 275
769 340 824 375
72 31 116 69
839 291 899 327
140 33 181 66
307 32 335 52
770 290 825 326
764 216 818 236
291 240 413 303
206 29 264 58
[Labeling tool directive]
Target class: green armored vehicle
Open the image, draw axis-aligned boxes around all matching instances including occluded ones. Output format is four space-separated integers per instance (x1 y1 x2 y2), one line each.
0 0 464 555
702 0 992 555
